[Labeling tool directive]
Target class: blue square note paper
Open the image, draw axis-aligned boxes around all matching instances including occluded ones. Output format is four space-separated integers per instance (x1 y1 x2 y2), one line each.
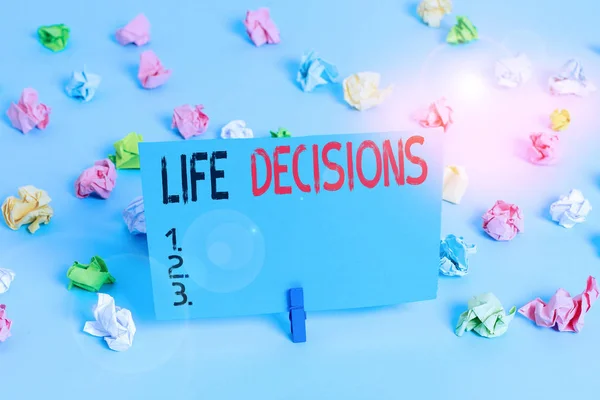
140 132 443 320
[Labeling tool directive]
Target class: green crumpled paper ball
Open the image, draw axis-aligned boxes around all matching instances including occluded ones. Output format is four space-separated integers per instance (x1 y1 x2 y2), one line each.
446 16 478 45
270 128 292 138
108 132 143 169
66 255 115 292
455 292 516 338
37 24 70 52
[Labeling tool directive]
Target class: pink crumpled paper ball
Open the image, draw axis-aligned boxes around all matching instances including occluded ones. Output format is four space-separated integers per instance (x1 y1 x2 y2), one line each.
0 304 11 342
115 14 150 46
138 50 171 89
419 97 453 132
75 159 117 199
529 132 559 165
6 88 51 134
244 8 280 47
171 105 209 140
518 276 599 332
482 200 524 241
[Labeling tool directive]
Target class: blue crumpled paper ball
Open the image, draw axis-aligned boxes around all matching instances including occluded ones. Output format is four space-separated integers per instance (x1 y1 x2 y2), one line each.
297 50 339 92
65 66 101 102
439 234 477 277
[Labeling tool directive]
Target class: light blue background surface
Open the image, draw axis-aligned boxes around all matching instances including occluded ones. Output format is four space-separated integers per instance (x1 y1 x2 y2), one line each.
0 0 599 399
140 133 441 319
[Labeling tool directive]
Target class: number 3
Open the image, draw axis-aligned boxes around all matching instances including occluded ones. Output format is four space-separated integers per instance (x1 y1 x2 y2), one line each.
172 282 188 306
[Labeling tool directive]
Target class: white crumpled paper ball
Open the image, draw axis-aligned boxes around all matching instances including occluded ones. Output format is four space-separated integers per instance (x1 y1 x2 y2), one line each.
221 120 253 139
0 268 15 294
122 196 146 235
495 53 532 88
549 189 591 228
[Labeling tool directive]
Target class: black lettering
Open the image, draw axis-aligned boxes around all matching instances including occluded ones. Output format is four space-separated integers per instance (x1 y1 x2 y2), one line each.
167 255 183 277
161 157 180 204
172 282 188 306
190 152 208 202
210 151 229 200
165 228 177 250
180 154 188 204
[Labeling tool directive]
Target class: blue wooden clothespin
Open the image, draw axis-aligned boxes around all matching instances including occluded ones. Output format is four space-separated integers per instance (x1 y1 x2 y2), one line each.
288 287 306 343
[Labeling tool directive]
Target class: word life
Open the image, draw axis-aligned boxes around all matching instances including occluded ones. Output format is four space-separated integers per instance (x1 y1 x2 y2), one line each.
161 151 228 205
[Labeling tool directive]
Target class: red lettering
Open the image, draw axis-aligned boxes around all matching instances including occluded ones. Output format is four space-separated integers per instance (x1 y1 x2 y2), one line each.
273 145 292 195
346 142 354 191
382 139 405 186
292 145 310 193
356 140 382 189
251 148 272 196
312 144 320 194
405 135 428 185
322 142 344 191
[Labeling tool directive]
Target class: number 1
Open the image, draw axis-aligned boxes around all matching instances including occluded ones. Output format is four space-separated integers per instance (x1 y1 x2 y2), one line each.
165 228 177 250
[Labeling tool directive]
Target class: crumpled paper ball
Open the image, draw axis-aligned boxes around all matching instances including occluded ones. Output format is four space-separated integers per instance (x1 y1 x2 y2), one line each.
221 120 253 139
37 24 70 52
138 50 171 89
442 165 468 204
65 66 101 102
75 159 117 199
482 200 524 241
0 304 11 342
171 105 209 139
343 72 392 111
123 196 146 235
271 127 291 138
6 88 51 134
529 132 559 165
549 59 596 96
549 189 591 228
455 293 516 338
495 53 532 88
417 0 452 28
108 132 143 170
518 276 599 333
419 97 453 132
0 268 15 294
446 16 478 44
439 234 476 277
244 8 280 47
1 185 53 234
550 109 570 132
67 256 115 292
83 293 136 351
297 51 339 92
116 14 150 46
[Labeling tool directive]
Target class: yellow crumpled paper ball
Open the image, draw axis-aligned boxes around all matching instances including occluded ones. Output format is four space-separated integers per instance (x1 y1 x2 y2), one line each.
343 72 392 111
550 109 570 131
442 165 468 204
2 185 54 234
417 0 452 28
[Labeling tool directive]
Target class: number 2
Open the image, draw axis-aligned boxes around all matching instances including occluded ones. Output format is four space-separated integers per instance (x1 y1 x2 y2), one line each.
172 282 188 306
168 255 183 276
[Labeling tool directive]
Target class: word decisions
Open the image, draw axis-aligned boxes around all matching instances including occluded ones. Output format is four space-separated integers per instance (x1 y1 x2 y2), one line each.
160 136 428 203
